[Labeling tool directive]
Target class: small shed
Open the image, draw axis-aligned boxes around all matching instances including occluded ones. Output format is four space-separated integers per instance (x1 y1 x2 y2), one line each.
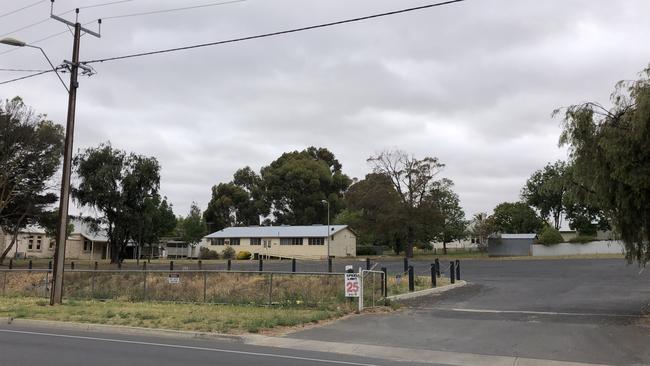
487 233 537 257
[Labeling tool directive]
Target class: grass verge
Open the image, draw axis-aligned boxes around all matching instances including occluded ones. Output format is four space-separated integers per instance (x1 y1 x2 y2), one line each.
0 297 347 334
386 275 451 296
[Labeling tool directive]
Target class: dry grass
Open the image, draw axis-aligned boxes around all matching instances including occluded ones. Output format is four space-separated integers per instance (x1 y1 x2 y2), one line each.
386 275 450 296
0 297 348 334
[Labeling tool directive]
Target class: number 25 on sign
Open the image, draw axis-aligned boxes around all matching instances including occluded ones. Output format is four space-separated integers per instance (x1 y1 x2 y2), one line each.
345 273 360 297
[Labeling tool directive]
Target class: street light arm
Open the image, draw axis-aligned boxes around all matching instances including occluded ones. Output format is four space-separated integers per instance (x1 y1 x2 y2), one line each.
27 44 69 93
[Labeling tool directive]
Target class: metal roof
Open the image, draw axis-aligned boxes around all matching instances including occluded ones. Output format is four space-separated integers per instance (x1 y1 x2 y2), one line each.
499 233 537 239
206 225 349 239
71 219 108 242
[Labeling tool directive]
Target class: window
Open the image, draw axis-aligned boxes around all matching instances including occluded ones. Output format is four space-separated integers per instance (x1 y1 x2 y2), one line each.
83 240 92 251
230 238 240 245
280 237 303 245
250 238 261 245
36 240 41 250
49 241 55 250
28 239 33 250
211 238 225 246
308 237 325 245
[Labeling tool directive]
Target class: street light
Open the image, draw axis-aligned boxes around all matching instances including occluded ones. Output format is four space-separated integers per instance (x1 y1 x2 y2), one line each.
321 200 330 259
0 37 69 93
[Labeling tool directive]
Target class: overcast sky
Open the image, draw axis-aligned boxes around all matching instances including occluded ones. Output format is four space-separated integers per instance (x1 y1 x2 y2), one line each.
2 0 649 219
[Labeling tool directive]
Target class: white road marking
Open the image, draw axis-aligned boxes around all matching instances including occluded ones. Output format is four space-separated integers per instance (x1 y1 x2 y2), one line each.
0 328 379 366
416 307 641 318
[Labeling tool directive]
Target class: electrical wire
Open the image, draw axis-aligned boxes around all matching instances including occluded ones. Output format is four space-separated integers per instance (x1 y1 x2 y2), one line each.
0 68 49 72
0 69 54 85
102 0 244 20
0 0 47 20
82 0 466 65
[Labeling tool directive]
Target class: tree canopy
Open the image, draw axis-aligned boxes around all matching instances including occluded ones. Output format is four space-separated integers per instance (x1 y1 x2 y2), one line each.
558 66 650 264
489 202 544 234
521 161 567 229
0 97 63 264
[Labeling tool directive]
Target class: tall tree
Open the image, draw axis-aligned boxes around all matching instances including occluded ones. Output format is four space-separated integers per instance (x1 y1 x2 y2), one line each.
521 161 568 229
73 143 160 263
204 167 266 232
367 150 445 257
489 202 544 234
261 147 351 225
429 179 467 254
181 202 206 253
132 195 176 260
0 97 64 264
558 66 650 263
469 212 492 251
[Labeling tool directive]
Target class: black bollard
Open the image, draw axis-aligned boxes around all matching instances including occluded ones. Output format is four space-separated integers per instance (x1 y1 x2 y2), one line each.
198 260 202 270
435 258 440 277
48 261 52 270
408 265 415 292
455 259 460 280
28 260 33 270
328 257 332 273
70 261 75 270
117 261 122 270
94 261 98 270
430 263 437 288
366 258 371 270
142 261 146 271
8 259 12 270
169 261 174 271
403 257 408 273
291 258 296 273
227 259 231 271
450 261 455 284
259 258 263 272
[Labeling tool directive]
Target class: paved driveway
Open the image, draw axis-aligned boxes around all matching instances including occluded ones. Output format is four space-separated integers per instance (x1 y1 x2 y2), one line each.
288 259 650 365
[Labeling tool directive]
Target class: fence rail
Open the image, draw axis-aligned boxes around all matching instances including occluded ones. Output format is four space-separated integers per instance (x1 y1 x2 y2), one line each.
0 268 385 309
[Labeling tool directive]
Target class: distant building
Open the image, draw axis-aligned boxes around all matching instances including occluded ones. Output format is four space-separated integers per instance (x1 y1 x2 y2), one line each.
487 233 537 257
202 225 357 259
0 219 108 260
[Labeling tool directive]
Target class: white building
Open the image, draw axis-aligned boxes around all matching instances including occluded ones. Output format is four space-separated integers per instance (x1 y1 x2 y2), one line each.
202 225 357 259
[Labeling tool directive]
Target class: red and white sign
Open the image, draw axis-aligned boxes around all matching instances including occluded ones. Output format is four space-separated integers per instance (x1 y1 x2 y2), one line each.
345 273 360 297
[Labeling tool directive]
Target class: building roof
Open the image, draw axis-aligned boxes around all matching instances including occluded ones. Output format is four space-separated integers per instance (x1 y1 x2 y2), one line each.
22 225 46 234
71 219 108 242
206 225 349 239
498 233 537 239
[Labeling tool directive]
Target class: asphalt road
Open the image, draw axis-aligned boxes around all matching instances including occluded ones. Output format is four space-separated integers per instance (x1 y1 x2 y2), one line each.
290 258 650 366
0 324 441 366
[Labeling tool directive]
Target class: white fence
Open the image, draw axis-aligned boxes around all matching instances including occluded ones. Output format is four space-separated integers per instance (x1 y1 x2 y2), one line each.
532 240 625 257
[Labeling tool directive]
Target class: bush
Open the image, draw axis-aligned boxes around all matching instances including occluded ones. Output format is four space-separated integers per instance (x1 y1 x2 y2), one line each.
222 246 236 259
198 247 219 259
537 226 564 245
568 235 597 244
236 251 252 260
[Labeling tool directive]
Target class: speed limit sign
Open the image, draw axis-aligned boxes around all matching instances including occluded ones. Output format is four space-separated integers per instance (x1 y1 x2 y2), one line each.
344 273 360 297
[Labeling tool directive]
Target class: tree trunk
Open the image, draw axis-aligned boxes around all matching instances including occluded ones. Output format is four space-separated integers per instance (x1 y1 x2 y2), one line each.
443 241 448 255
0 232 18 265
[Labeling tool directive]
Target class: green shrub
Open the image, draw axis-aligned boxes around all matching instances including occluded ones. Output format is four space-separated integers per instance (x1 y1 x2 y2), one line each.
568 235 597 244
222 246 236 259
236 251 252 260
199 247 219 259
538 226 564 245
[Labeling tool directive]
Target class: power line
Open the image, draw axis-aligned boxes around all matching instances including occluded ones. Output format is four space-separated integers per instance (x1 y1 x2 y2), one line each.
0 0 47 20
102 0 244 20
82 0 466 65
0 69 54 85
0 68 49 72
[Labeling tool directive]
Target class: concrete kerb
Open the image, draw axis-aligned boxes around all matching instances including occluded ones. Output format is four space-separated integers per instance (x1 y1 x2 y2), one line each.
386 280 467 301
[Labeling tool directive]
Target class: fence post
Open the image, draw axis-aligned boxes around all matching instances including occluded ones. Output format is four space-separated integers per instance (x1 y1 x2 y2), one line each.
435 258 440 277
227 259 231 271
291 258 296 273
2 271 6 297
430 263 436 288
455 260 460 280
71 261 75 270
28 260 32 270
366 258 371 270
49 261 52 270
198 260 202 270
143 264 147 301
91 264 96 299
8 259 12 270
267 273 273 306
117 261 122 270
327 257 332 273
94 261 98 270
408 265 414 292
169 261 174 271
259 258 263 272
450 261 455 284
403 257 408 273
381 267 387 298
203 271 207 303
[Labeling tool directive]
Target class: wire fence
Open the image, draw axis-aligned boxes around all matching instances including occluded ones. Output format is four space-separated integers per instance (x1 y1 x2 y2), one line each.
0 268 386 309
